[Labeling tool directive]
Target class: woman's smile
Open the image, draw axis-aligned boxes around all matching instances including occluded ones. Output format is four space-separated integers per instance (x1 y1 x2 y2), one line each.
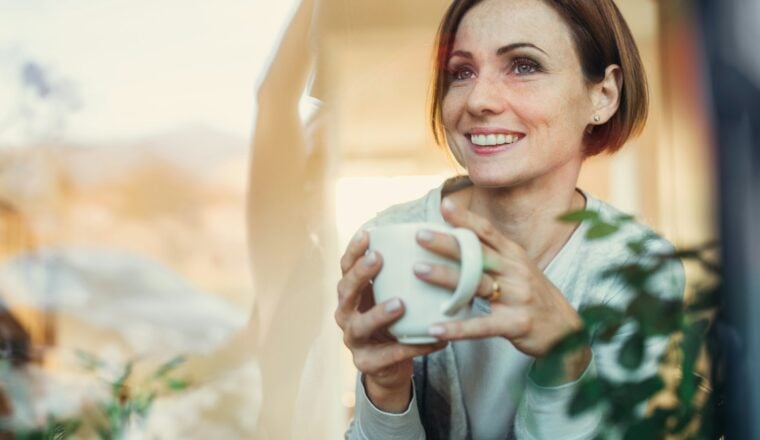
466 128 525 155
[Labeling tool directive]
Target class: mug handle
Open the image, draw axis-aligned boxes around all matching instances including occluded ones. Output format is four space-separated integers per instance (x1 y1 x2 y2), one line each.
440 227 483 316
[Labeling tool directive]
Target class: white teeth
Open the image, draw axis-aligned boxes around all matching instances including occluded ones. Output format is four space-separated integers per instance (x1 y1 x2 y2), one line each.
470 133 520 146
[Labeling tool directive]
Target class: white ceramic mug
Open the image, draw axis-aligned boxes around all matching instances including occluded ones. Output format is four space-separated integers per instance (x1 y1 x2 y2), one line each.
368 222 483 344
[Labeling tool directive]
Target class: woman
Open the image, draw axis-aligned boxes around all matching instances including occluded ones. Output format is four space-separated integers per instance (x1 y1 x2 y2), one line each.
336 0 684 438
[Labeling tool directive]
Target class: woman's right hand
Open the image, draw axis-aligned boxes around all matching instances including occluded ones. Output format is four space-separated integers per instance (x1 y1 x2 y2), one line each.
335 230 447 413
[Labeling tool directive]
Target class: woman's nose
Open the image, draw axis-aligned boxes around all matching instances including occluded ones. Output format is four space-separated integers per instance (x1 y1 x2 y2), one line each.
465 75 506 116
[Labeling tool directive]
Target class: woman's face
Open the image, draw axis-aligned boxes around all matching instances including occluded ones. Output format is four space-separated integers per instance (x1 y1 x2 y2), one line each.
442 0 596 189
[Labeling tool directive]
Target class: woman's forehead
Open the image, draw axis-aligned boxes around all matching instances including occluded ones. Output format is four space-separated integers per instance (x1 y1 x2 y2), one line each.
453 0 575 56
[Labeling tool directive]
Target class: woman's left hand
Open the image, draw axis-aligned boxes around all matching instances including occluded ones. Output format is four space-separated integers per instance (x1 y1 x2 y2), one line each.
415 197 591 382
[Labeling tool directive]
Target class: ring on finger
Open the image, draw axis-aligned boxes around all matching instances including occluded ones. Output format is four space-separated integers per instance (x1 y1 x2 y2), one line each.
488 279 502 302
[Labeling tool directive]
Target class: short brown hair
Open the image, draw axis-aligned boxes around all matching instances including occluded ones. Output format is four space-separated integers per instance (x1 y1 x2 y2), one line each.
429 0 648 156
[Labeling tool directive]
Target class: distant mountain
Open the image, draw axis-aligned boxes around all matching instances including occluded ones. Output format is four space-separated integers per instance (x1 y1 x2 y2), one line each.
60 124 250 185
131 123 249 170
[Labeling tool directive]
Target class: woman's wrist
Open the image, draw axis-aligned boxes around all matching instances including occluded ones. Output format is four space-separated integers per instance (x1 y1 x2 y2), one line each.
364 374 413 413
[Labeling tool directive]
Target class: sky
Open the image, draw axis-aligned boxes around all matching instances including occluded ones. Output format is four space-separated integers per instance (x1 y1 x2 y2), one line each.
0 0 300 146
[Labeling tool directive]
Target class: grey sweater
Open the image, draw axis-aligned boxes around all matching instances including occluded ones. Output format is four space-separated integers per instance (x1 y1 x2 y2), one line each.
346 177 684 440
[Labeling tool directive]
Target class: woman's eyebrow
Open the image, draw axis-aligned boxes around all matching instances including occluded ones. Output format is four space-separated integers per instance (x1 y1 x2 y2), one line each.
449 42 548 61
449 50 473 60
496 42 547 56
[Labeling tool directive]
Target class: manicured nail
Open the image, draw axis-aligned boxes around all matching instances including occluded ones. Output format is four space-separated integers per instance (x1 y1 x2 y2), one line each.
417 229 434 242
352 230 366 243
414 262 432 275
441 197 456 213
385 298 402 314
429 325 446 336
364 251 377 266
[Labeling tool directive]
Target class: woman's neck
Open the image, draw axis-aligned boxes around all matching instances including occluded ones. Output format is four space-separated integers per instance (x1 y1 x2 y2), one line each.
451 177 586 270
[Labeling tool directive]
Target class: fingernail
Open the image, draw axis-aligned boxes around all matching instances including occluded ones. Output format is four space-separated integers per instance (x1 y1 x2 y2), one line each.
364 251 377 266
352 230 365 243
429 325 446 336
417 229 434 242
442 197 455 213
385 298 402 314
413 262 432 275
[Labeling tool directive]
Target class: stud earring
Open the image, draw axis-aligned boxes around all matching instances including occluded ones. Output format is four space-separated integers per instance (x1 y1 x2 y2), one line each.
593 114 601 122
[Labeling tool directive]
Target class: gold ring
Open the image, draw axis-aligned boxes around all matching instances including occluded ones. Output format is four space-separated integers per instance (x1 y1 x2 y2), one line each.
489 279 502 302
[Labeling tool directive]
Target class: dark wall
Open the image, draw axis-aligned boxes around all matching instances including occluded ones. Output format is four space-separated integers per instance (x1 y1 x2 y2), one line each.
698 0 760 438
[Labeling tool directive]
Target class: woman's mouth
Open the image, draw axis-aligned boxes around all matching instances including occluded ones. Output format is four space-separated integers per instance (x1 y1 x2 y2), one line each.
466 132 523 155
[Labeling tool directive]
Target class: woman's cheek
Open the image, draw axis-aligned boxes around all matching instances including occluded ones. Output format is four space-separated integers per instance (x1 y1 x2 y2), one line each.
444 130 467 167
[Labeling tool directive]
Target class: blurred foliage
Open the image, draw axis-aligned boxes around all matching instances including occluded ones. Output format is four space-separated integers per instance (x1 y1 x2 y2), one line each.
547 209 722 439
1 353 190 439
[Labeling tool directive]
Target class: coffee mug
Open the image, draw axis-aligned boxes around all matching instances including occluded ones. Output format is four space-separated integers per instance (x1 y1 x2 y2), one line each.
368 222 483 344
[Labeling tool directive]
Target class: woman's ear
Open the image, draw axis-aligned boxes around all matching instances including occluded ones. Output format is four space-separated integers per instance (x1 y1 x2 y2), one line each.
589 64 623 125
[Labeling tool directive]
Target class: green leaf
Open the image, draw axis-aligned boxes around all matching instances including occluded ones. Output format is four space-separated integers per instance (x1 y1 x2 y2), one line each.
626 241 646 255
153 355 186 379
619 332 644 370
597 322 624 342
132 391 157 416
670 407 696 433
678 319 710 408
111 360 134 396
606 378 664 424
580 305 624 328
579 305 625 343
627 293 683 336
614 214 635 223
50 418 82 438
75 350 105 371
531 330 590 386
558 209 600 223
167 377 189 391
623 418 662 440
620 376 665 404
569 377 607 416
586 222 619 240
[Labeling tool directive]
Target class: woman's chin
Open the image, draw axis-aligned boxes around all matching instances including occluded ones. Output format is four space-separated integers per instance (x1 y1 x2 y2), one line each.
462 164 515 184
467 173 516 189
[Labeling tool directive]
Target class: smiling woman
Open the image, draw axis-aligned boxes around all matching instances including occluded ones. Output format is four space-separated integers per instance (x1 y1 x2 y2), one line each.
430 0 648 159
336 0 684 438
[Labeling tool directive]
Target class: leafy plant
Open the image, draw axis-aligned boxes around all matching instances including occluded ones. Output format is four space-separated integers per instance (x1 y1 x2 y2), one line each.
83 352 190 439
550 209 721 439
2 352 190 439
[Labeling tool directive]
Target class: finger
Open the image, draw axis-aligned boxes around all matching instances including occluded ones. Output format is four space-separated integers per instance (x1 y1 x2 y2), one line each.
336 251 382 315
413 262 510 305
340 230 369 275
416 228 506 273
415 229 461 261
346 298 405 344
440 197 522 257
412 261 459 290
473 273 505 301
354 341 448 375
428 311 531 341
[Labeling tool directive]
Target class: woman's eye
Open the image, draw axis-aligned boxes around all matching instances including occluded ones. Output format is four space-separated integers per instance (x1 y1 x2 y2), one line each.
511 58 541 75
450 67 476 81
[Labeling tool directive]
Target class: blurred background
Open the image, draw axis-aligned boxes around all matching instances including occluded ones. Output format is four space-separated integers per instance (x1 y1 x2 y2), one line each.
0 0 732 438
